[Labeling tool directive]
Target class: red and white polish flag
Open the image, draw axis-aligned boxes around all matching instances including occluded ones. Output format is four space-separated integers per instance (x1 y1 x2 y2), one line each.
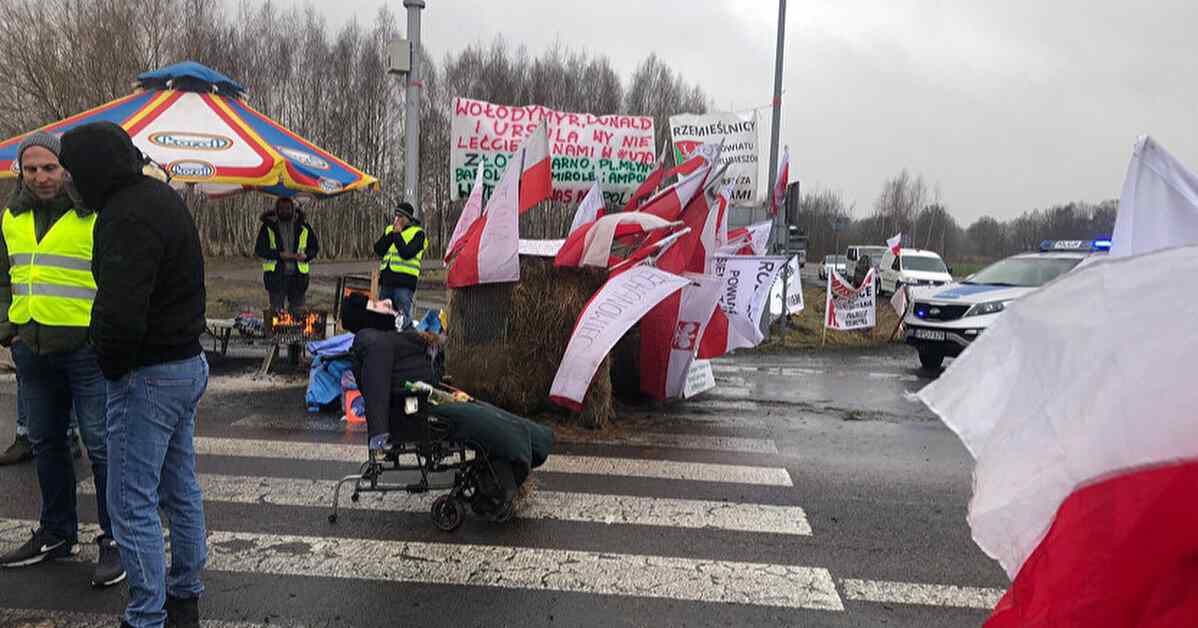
919 136 1198 626
621 146 668 212
770 147 789 216
568 180 605 235
638 162 710 222
446 145 522 288
638 273 724 400
444 163 485 262
518 121 551 214
886 232 902 257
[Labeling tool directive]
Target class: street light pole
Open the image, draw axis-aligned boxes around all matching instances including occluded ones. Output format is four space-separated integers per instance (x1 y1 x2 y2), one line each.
766 0 786 253
402 0 425 221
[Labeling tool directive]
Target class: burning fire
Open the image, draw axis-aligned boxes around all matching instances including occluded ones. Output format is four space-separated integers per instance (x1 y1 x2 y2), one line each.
270 310 325 338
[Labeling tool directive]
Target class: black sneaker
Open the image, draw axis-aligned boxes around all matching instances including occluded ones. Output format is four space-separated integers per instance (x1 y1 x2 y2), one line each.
165 594 200 628
92 536 126 587
0 434 33 465
0 528 78 567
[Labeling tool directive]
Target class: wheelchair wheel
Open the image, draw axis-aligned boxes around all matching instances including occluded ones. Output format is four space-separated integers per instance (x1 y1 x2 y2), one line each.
431 495 464 532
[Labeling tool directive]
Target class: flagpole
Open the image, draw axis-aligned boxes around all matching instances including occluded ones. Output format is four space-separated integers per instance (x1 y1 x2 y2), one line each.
402 0 426 220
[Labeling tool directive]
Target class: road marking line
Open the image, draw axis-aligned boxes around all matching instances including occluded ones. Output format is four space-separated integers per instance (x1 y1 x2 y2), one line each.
231 416 778 453
840 578 1004 609
193 437 793 486
0 607 261 628
0 518 841 611
80 474 810 535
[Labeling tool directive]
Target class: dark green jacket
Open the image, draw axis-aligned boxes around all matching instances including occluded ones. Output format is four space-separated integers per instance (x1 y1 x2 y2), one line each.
0 184 95 355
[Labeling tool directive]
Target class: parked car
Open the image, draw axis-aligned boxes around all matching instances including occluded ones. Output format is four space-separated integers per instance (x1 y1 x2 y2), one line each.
818 255 848 280
902 239 1111 370
878 248 953 296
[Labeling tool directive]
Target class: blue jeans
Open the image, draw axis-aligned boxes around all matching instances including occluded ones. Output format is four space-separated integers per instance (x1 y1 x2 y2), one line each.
15 369 80 438
379 285 415 328
11 342 110 540
106 354 209 628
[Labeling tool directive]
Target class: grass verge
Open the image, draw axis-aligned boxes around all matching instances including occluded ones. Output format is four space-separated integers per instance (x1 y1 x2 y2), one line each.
756 287 903 351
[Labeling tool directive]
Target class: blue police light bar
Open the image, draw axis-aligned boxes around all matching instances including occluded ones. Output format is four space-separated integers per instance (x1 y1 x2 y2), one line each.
1040 239 1113 252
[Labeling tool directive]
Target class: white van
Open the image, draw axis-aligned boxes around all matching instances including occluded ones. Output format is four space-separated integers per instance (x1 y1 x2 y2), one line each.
879 248 953 295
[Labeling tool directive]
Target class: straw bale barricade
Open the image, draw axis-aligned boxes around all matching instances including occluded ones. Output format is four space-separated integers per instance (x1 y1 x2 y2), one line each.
446 256 616 428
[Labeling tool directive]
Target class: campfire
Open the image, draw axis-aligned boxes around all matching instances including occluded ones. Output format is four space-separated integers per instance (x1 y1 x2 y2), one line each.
264 309 328 343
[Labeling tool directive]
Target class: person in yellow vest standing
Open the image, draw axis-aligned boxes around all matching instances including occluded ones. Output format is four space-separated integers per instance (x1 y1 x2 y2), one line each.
0 132 126 588
254 197 319 312
373 201 426 327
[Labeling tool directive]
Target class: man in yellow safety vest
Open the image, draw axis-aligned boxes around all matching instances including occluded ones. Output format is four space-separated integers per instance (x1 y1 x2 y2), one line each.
0 131 125 588
254 197 319 312
373 201 426 326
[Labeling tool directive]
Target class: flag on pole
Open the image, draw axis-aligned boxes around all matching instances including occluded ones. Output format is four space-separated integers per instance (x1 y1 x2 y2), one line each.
444 163 486 262
446 145 522 288
621 145 668 212
770 147 789 216
637 162 710 222
638 274 724 400
917 138 1198 626
887 232 902 257
518 121 551 213
1111 135 1198 258
568 180 605 235
695 255 787 359
554 213 678 269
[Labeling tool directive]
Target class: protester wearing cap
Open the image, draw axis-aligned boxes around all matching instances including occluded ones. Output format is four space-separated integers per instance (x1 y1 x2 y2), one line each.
373 201 427 325
254 196 319 312
0 131 125 589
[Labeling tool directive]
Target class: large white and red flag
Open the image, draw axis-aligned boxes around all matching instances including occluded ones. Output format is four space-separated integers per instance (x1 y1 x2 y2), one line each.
444 163 485 262
568 180 606 235
918 137 1198 626
638 273 724 400
720 220 773 256
518 121 551 213
549 265 689 410
1111 135 1198 258
554 212 677 269
920 247 1198 627
886 232 902 257
621 145 668 212
770 147 789 216
446 145 522 288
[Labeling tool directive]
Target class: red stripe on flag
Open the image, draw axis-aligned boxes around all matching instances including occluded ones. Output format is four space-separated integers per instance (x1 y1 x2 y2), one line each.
986 459 1198 627
519 157 551 213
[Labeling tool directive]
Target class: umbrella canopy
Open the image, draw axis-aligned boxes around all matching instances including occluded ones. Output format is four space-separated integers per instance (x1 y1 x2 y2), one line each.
0 61 378 198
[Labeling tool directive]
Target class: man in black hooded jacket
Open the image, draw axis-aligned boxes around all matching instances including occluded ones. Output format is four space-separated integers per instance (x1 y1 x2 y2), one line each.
59 121 207 628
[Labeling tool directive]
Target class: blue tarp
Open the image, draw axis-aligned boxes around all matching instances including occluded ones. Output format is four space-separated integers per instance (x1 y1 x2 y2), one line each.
306 355 353 413
307 333 354 357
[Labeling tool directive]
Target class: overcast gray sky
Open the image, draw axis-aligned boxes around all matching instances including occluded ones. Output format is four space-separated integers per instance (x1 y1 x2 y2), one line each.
293 0 1196 224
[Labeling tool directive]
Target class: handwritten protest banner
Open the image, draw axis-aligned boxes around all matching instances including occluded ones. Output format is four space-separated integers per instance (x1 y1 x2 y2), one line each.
669 109 762 207
451 97 656 207
825 269 877 331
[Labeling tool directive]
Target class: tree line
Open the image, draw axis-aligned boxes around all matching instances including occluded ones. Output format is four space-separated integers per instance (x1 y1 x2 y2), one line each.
0 0 707 259
798 170 1116 263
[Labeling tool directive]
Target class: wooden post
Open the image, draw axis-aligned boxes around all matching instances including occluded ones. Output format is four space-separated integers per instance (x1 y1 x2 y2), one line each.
370 269 380 300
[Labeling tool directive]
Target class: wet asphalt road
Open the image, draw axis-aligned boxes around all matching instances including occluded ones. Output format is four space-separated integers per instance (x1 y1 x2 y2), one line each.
0 344 1005 627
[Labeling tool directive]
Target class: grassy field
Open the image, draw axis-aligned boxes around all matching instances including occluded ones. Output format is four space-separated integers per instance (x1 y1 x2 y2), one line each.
757 286 903 351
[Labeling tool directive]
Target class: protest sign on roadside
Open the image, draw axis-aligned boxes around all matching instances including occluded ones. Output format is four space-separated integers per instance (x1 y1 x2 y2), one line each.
451 97 656 207
825 269 877 331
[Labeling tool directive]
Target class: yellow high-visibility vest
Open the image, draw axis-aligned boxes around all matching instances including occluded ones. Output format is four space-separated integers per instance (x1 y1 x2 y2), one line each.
2 208 97 327
262 224 311 274
380 225 425 278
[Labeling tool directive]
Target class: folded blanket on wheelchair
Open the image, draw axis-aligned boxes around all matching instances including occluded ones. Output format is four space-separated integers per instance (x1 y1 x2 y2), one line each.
350 328 554 497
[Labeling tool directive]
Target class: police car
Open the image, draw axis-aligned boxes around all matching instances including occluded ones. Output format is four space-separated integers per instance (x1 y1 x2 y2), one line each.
903 239 1110 369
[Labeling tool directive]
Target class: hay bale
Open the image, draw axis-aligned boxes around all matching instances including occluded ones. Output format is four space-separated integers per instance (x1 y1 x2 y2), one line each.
446 257 612 428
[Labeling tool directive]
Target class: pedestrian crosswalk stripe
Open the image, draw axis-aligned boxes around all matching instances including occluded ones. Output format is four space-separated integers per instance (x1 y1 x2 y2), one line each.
79 474 812 535
0 518 842 611
0 607 262 628
840 578 1004 609
193 437 793 486
230 415 779 453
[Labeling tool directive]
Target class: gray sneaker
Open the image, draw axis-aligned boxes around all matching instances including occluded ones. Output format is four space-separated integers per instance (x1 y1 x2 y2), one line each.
92 536 126 588
0 528 78 567
0 434 33 465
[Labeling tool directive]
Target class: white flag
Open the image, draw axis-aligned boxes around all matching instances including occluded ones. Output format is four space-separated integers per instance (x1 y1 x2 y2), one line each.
1112 135 1198 258
568 180 605 234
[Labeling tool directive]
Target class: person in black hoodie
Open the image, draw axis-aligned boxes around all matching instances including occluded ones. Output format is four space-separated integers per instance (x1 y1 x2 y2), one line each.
59 121 207 628
254 197 319 311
